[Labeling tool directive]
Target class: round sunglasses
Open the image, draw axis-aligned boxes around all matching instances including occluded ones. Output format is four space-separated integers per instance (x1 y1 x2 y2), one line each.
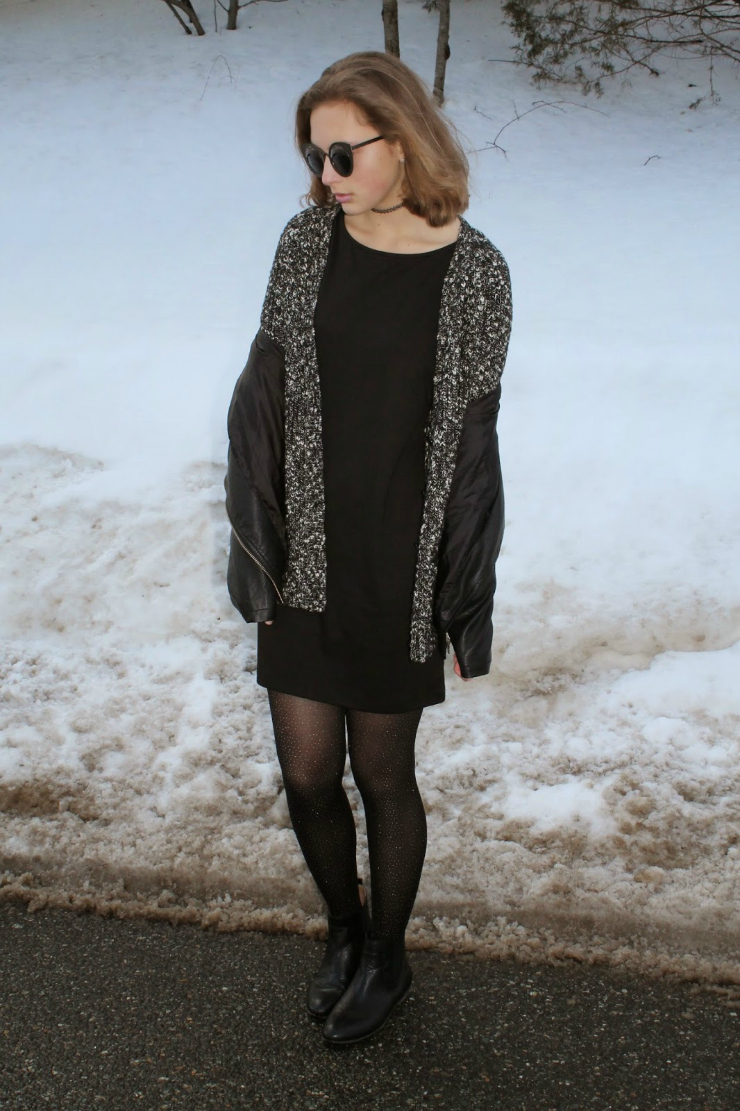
301 135 385 178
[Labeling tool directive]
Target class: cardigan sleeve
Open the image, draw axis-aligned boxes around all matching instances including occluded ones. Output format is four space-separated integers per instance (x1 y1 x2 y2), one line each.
258 211 309 351
463 244 513 403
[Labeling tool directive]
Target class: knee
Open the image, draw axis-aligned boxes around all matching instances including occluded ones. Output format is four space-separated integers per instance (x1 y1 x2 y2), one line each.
349 759 401 803
280 760 344 801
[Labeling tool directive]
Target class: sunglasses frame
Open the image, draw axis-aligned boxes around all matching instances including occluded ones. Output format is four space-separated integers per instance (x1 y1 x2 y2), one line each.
301 135 385 179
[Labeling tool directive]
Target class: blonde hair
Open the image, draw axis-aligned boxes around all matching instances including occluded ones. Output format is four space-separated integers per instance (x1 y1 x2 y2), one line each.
294 51 470 227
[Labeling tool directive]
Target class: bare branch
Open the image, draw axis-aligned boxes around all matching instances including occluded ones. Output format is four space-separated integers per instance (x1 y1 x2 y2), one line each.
473 99 610 157
501 0 740 96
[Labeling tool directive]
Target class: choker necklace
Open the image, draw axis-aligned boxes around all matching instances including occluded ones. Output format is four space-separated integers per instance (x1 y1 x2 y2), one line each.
370 201 405 213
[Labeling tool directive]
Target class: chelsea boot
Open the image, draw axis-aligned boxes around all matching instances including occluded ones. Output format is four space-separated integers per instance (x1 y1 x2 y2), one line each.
321 932 413 1045
306 879 371 1020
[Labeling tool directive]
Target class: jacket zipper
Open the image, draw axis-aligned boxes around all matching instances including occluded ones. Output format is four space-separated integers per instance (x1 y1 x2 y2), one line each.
226 508 285 604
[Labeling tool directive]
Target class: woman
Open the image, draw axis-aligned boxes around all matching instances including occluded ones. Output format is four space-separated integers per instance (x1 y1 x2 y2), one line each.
224 51 512 1046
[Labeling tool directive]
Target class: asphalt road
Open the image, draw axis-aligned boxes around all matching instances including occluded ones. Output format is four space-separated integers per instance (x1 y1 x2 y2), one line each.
0 898 738 1110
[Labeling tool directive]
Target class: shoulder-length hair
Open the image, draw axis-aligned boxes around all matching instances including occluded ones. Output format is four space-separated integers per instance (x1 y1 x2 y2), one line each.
294 51 470 227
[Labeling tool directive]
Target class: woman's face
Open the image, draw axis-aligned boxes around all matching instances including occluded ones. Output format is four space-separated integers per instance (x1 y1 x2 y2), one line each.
309 100 404 213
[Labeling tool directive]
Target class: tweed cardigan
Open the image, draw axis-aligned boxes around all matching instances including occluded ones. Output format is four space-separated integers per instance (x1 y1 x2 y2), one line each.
258 203 512 663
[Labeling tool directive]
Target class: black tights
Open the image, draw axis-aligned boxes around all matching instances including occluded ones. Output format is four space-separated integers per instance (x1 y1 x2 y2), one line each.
267 690 427 941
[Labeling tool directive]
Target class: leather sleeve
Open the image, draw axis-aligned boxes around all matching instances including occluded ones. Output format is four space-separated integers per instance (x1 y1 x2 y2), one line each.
224 505 279 623
223 328 286 624
435 384 504 678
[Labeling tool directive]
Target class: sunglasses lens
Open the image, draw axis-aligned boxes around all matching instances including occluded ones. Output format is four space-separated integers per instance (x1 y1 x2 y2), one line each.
330 147 353 177
303 146 325 176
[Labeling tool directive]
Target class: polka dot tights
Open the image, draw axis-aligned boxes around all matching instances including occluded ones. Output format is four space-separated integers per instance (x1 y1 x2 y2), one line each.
267 690 428 941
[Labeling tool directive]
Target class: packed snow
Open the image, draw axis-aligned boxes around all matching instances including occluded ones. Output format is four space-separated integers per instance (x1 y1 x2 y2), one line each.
1 0 739 986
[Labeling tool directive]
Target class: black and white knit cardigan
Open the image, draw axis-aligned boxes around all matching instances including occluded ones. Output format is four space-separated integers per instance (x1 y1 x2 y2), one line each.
258 202 513 663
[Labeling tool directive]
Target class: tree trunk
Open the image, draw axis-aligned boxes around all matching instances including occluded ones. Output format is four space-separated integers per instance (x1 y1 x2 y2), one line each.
162 0 206 36
383 0 400 56
433 0 451 105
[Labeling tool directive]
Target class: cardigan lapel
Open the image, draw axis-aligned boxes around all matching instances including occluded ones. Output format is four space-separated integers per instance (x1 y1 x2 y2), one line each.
259 204 483 663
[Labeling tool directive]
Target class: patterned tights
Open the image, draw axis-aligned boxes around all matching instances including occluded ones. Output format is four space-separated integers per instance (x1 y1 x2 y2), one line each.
267 690 428 941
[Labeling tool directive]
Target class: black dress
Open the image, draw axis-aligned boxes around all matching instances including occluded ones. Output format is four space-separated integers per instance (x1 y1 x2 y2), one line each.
256 209 457 713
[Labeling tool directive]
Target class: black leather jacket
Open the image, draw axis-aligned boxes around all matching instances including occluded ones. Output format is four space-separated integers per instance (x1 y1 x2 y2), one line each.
224 328 504 679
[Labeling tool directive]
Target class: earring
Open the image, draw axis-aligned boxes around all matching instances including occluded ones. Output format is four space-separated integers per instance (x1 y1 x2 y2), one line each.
399 157 405 163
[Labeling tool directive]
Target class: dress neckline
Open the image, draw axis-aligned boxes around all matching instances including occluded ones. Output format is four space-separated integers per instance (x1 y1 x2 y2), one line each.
338 210 458 257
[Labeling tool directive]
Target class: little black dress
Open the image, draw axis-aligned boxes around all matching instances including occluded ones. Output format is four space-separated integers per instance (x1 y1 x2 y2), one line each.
257 209 457 712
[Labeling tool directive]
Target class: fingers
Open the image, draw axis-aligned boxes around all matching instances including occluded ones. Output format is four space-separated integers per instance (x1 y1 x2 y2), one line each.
453 654 471 682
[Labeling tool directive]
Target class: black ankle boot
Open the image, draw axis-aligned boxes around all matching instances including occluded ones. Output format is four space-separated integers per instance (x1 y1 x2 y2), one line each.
321 931 413 1045
306 879 371 1020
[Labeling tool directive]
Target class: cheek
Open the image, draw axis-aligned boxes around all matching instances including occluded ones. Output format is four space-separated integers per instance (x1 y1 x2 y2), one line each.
353 160 394 193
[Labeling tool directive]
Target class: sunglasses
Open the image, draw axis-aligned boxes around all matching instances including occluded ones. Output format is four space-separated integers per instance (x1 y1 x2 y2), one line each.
301 135 385 178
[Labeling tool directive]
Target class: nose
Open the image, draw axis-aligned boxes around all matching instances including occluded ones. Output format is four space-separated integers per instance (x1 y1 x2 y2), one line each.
322 155 347 189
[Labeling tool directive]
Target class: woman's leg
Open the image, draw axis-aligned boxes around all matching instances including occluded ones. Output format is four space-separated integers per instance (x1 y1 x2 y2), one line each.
346 706 427 941
267 690 362 918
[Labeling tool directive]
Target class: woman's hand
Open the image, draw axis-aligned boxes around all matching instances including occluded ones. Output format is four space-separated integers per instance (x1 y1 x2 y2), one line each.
453 654 471 681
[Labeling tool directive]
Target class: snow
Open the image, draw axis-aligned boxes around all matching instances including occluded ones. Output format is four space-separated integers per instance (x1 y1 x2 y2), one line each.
1 0 739 985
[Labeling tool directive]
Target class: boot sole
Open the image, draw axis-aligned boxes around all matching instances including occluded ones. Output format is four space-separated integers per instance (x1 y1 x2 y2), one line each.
321 976 413 1046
